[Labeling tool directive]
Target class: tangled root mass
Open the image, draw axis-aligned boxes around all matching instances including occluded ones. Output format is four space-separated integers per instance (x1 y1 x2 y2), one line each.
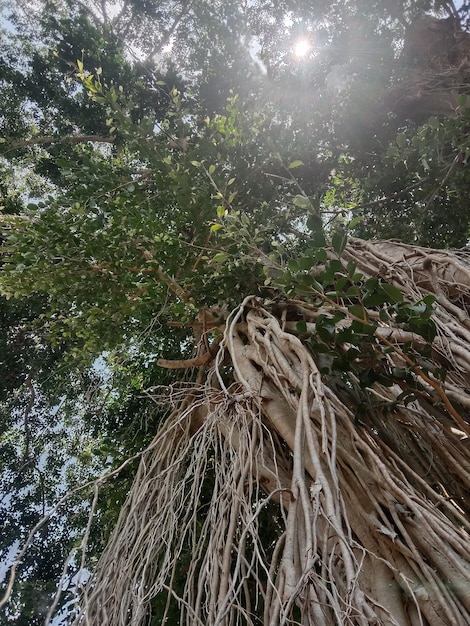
75 239 470 626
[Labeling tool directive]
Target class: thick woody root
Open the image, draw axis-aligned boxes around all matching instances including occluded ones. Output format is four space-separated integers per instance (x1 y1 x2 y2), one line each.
72 383 293 626
75 240 470 626
227 299 470 626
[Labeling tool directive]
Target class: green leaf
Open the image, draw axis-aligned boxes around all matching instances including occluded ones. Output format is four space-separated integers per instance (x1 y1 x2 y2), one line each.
347 261 357 277
348 305 366 320
209 164 216 175
288 160 304 169
365 277 379 290
348 215 364 229
210 223 222 232
212 252 229 262
409 319 437 342
351 319 376 335
307 213 322 231
363 292 389 307
331 231 347 255
396 133 407 149
293 195 310 208
379 309 390 322
421 295 436 307
316 319 336 342
298 255 314 271
326 259 342 274
381 283 404 303
311 230 326 248
344 285 359 297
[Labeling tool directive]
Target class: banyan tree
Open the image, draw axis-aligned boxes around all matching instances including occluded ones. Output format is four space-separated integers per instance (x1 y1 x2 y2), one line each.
2 2 470 624
73 238 470 626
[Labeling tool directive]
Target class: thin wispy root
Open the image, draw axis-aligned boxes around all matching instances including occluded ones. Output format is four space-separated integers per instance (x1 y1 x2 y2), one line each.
74 240 470 625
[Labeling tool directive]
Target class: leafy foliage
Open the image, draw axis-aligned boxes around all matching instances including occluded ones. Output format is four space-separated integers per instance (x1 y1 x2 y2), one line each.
1 0 470 622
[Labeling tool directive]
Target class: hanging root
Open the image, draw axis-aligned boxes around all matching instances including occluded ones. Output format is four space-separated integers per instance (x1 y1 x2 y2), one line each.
74 240 470 626
73 380 293 626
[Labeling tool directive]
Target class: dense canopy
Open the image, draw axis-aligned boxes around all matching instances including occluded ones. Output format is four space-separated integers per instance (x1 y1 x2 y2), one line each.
0 0 470 624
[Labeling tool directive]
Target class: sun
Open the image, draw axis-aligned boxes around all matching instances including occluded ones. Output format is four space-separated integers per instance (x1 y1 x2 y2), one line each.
293 38 311 58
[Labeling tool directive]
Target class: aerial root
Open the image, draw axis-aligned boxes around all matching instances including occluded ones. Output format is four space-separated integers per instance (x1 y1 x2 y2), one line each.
74 240 470 625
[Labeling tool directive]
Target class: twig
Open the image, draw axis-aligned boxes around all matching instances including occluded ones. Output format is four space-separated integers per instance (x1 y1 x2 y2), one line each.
5 135 114 149
157 338 221 369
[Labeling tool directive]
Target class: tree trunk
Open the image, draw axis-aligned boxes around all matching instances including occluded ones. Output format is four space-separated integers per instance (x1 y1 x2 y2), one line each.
74 239 470 626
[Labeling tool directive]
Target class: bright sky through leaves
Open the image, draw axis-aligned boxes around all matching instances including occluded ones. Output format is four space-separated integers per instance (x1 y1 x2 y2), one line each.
293 38 311 57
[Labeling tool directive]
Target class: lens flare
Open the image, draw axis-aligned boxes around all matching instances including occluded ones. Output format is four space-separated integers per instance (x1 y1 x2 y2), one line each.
293 38 311 58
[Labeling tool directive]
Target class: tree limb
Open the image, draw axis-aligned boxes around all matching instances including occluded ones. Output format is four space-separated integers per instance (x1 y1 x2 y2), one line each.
6 135 114 149
145 0 191 62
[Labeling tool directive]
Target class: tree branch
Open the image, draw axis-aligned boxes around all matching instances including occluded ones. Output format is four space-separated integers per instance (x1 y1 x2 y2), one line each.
21 373 35 463
157 350 213 370
349 179 429 212
145 0 191 62
6 135 114 149
157 336 222 370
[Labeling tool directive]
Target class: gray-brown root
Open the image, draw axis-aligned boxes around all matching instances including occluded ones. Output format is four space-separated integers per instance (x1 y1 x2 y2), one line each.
73 240 470 626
